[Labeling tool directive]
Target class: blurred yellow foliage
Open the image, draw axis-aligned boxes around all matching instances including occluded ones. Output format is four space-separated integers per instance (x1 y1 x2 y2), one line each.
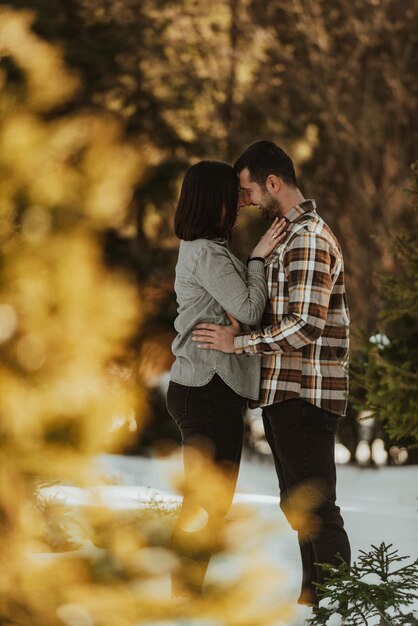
0 8 79 111
0 9 294 626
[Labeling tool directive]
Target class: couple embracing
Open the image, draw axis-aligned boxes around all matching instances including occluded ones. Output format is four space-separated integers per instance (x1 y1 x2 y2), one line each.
166 141 351 608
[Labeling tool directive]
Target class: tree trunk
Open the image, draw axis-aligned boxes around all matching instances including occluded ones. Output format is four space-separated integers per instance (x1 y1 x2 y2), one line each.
225 0 238 161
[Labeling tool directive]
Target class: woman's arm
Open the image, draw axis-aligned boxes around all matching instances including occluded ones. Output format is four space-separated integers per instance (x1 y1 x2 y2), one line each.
193 219 286 326
193 244 266 325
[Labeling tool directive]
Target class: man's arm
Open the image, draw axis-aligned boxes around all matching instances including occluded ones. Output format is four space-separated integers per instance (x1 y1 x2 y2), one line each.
193 231 333 354
234 231 333 355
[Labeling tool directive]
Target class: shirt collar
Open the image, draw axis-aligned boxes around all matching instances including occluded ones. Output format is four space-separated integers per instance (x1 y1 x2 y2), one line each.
211 237 229 247
264 199 316 265
284 199 316 224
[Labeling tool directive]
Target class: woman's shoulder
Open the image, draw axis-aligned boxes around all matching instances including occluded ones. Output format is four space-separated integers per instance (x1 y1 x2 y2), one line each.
181 239 246 275
177 239 214 274
179 239 247 273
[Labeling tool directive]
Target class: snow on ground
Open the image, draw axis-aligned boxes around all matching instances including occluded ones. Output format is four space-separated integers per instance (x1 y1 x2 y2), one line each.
44 452 418 625
100 453 418 623
93 451 418 558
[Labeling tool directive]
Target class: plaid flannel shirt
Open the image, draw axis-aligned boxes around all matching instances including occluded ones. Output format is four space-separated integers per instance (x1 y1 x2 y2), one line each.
234 199 350 416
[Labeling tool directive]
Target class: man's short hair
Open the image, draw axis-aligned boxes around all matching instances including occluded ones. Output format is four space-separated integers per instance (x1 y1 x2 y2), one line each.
234 140 298 189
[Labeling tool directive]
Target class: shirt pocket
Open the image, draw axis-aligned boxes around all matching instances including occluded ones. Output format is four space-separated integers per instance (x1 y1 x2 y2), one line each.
265 261 288 319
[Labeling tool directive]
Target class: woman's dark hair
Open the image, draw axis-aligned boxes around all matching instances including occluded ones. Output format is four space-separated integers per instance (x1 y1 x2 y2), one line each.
234 140 298 189
174 161 238 241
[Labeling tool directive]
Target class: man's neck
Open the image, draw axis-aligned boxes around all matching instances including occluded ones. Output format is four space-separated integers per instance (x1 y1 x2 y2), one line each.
280 188 305 216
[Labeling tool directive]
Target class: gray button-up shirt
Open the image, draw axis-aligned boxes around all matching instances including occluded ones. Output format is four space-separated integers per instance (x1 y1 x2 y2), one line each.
170 238 267 400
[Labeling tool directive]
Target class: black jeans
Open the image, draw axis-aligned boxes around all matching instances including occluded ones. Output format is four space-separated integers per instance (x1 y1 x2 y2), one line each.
166 374 247 592
262 398 351 606
167 374 246 471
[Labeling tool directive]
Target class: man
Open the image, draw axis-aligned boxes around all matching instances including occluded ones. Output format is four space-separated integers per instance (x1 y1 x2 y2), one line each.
192 140 351 607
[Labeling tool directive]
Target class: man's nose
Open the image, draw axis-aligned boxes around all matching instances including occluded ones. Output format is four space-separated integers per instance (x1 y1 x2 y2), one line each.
239 191 251 207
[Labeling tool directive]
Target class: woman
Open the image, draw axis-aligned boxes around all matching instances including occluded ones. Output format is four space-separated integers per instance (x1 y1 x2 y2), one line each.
167 160 286 594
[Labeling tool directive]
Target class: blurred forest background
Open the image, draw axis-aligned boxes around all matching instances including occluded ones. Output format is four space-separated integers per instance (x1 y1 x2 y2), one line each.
1 5 417 624
2 0 418 461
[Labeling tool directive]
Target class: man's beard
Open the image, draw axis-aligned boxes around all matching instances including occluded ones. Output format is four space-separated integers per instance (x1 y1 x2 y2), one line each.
259 192 283 220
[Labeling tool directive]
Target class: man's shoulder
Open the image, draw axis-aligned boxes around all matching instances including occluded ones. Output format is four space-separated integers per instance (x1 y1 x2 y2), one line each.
315 216 342 253
289 213 341 253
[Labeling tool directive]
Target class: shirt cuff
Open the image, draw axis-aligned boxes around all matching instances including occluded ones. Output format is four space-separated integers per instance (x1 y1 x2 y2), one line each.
234 333 252 355
246 256 265 265
246 259 265 274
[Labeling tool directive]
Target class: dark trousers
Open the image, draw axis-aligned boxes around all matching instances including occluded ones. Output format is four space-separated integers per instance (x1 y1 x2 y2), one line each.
166 374 247 593
262 398 351 606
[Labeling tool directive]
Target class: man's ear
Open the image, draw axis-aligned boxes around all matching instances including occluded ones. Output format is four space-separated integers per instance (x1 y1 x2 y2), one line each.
266 174 282 192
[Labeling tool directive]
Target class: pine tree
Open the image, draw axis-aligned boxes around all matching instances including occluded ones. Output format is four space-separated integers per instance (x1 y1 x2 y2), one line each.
351 163 418 445
309 543 418 626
